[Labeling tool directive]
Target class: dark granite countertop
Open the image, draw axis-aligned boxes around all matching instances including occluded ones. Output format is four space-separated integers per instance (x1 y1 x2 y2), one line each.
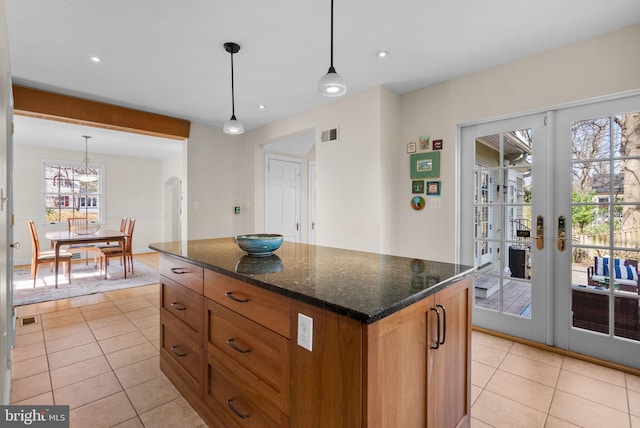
149 238 475 324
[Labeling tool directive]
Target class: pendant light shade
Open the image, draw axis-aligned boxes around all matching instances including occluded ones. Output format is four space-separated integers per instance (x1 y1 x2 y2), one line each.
223 42 244 135
318 0 347 97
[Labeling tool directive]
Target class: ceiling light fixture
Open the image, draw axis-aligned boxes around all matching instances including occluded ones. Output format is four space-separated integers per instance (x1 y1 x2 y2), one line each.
317 0 346 97
90 56 102 63
223 42 244 135
377 50 388 58
76 135 98 183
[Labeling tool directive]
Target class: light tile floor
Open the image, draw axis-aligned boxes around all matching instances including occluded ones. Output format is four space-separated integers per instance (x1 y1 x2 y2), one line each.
471 331 640 428
10 284 640 428
11 284 206 428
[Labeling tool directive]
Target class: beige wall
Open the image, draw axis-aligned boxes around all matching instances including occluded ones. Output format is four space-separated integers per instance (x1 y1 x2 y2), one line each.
12 144 172 265
395 23 640 262
242 86 396 252
183 24 640 261
186 122 243 240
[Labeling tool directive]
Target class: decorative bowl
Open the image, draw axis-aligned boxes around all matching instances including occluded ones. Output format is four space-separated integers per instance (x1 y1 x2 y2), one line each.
71 224 101 235
235 234 284 256
235 254 283 274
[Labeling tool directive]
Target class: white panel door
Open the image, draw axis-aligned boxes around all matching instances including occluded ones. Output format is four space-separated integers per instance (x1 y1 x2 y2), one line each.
266 157 301 242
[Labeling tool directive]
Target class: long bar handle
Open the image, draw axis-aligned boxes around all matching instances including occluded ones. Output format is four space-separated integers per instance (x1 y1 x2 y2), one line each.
436 304 446 345
429 306 441 350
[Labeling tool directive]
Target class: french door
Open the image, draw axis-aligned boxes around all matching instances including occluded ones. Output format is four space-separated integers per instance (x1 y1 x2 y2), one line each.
461 113 549 343
461 93 640 367
554 94 640 368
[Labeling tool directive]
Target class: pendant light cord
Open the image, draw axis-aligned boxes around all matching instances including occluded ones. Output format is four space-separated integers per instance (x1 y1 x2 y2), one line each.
330 0 334 69
230 50 236 117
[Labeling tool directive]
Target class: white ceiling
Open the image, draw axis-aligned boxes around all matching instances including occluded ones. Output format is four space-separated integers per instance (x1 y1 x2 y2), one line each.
5 0 640 155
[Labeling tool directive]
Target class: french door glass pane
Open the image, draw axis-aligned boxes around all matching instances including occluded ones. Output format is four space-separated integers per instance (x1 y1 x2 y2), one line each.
474 129 533 318
569 111 639 341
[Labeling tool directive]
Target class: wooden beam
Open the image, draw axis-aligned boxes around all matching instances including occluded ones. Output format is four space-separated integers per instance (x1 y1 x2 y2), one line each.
12 85 190 140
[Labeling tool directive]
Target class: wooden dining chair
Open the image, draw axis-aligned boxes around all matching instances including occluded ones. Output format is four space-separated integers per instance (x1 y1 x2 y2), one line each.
94 217 127 267
27 219 72 287
99 218 135 278
66 217 98 265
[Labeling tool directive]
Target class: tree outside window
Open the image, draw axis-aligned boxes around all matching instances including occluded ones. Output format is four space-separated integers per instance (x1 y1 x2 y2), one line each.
44 162 102 223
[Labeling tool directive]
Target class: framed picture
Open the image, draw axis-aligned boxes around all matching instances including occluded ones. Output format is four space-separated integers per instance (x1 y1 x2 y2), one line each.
412 180 424 194
410 196 425 210
432 139 443 150
426 181 441 196
419 135 430 150
407 142 416 153
410 152 440 179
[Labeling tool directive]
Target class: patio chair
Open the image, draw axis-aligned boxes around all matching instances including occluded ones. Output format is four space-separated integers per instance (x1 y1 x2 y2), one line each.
27 219 72 287
587 256 639 292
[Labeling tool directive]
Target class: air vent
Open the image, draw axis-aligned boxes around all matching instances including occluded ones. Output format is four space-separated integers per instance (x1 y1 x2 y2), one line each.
320 127 339 143
19 316 37 326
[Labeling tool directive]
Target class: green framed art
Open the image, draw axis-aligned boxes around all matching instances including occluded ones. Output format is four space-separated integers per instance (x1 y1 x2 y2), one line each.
410 152 440 179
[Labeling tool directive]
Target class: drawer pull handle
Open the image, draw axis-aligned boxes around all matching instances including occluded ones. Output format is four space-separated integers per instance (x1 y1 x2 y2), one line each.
225 291 249 303
170 302 186 311
226 398 250 419
170 267 188 274
170 345 186 357
226 338 251 354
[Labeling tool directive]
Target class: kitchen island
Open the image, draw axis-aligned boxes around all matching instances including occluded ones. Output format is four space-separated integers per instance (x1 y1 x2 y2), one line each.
150 237 475 428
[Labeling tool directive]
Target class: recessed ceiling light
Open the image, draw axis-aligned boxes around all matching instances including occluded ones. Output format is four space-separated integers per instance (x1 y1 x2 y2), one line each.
377 50 389 58
258 105 266 110
90 56 102 63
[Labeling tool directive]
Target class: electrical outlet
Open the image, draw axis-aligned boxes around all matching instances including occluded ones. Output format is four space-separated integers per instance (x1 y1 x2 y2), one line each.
297 313 313 351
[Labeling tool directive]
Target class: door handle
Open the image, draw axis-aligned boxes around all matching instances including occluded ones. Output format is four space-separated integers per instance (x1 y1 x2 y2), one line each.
10 242 20 249
296 222 300 231
535 215 544 250
557 215 566 252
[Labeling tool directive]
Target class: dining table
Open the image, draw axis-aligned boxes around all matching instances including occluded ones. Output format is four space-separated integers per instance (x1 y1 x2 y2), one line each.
45 229 127 288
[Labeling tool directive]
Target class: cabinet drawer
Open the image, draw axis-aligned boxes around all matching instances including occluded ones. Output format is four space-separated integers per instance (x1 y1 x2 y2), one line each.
204 270 291 338
206 362 287 428
207 300 289 412
161 277 203 342
160 320 203 395
160 254 204 294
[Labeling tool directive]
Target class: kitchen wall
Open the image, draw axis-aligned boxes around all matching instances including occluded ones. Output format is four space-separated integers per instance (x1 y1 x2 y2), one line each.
12 144 178 265
395 23 640 262
185 24 640 262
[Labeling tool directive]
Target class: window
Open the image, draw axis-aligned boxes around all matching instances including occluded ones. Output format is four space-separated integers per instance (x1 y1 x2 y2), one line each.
43 162 103 223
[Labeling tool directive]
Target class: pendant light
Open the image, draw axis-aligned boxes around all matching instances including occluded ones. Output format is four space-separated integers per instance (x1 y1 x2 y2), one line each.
77 135 98 183
318 0 347 97
223 42 244 135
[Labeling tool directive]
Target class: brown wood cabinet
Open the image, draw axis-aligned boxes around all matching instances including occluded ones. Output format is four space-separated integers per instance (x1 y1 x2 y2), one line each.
158 253 471 428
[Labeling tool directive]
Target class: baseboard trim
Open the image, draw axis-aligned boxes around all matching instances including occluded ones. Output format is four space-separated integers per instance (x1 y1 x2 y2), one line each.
472 326 640 377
